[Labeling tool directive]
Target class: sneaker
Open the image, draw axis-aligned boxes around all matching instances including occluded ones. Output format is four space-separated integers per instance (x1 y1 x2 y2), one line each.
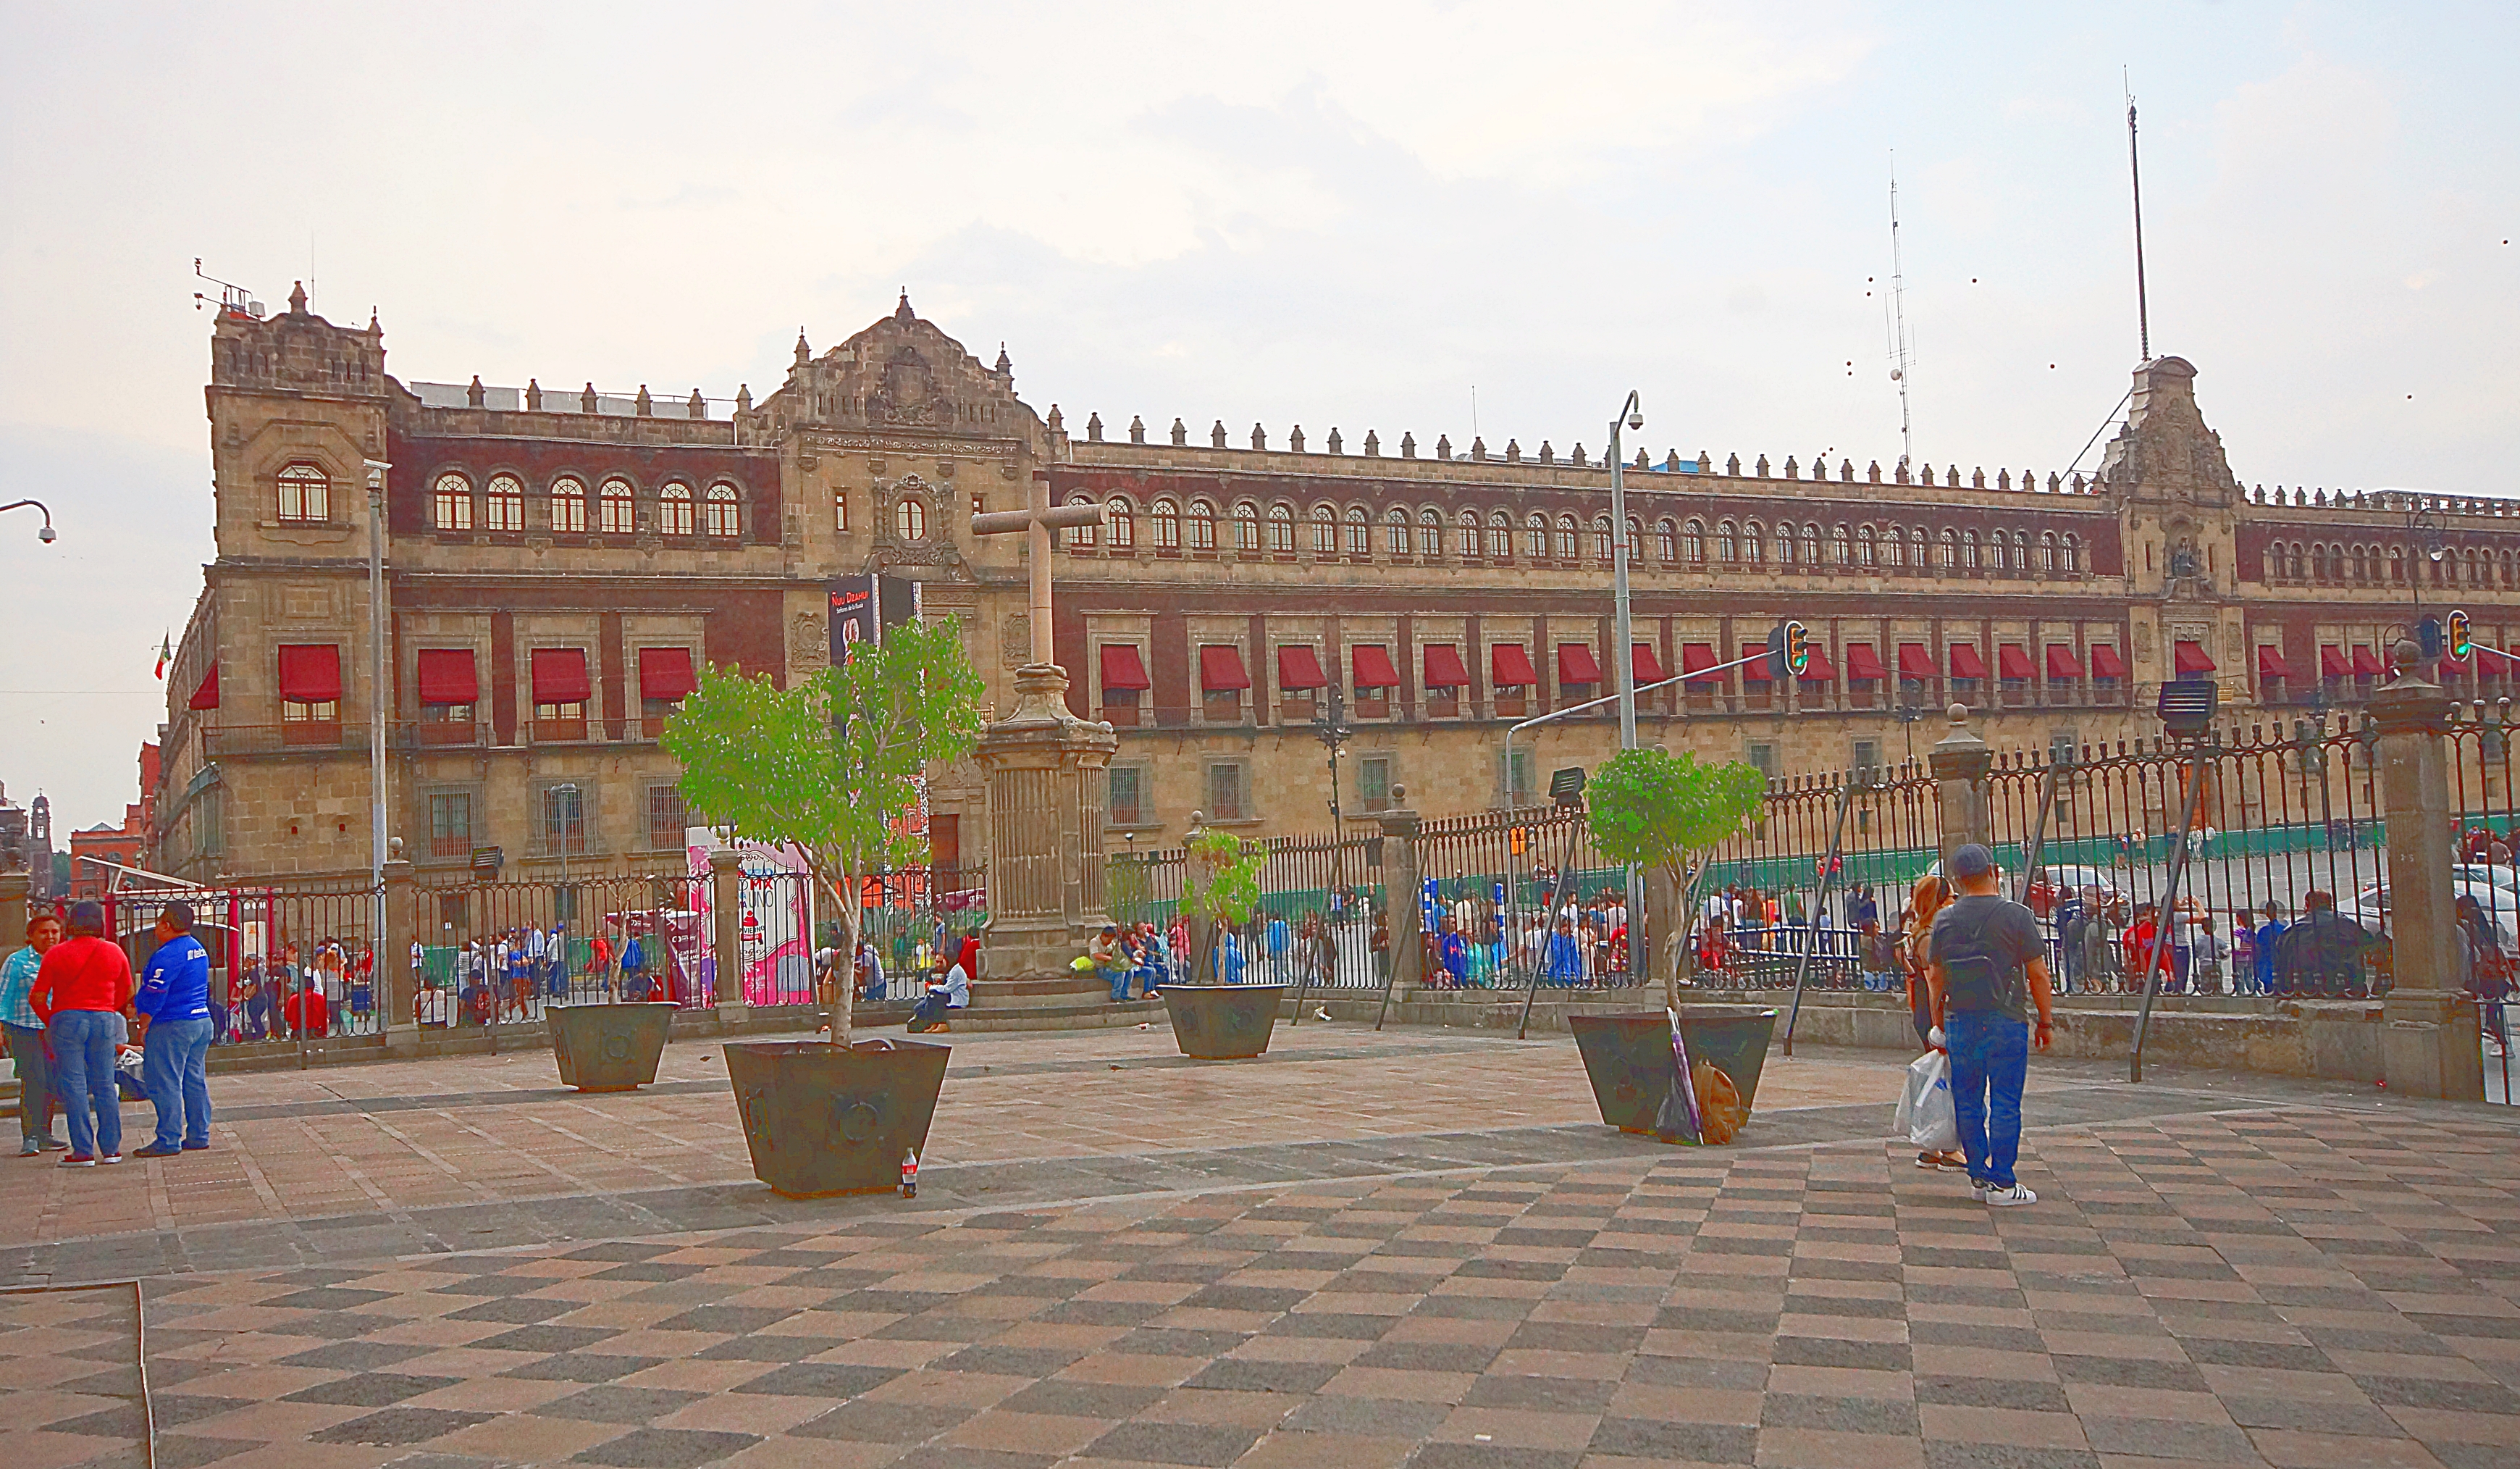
181 1142 210 1152
131 1143 184 1159
98 1152 124 1165
17 1138 38 1157
39 1137 67 1152
1983 1184 2038 1207
1971 1179 1991 1201
59 1154 96 1168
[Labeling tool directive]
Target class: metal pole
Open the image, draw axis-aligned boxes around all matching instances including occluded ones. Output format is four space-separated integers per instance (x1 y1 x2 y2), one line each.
1608 393 1639 752
2016 761 2062 909
1517 808 1589 1040
2130 742 2211 1082
1782 781 1857 1057
366 464 389 889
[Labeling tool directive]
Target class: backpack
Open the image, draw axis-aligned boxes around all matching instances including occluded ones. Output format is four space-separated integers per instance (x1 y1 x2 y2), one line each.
1936 898 2032 1015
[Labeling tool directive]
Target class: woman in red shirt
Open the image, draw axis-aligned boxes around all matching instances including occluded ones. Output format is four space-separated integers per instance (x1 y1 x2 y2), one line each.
30 901 135 1165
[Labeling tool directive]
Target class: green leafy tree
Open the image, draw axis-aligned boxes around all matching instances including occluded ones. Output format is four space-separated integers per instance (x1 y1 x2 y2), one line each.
1181 826 1267 983
1587 747 1769 1005
663 617 985 1043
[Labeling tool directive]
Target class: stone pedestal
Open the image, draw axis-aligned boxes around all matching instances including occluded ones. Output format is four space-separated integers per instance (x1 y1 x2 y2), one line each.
381 845 416 1049
1928 703 1993 872
2370 648 2485 1100
710 848 747 1019
0 866 28 953
972 664 1123 1018
1377 798 1424 995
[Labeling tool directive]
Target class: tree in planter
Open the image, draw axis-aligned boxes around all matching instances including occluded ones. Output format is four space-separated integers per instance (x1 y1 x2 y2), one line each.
663 617 985 1045
1586 747 1769 1007
1181 826 1267 983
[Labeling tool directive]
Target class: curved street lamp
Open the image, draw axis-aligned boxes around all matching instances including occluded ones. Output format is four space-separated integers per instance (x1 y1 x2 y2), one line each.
1 499 56 543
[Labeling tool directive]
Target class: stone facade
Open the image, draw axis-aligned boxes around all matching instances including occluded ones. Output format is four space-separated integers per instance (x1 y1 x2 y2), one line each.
156 288 2520 884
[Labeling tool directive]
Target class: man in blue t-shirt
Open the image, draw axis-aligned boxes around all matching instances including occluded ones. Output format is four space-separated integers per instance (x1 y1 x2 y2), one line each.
133 901 217 1158
2253 902 2288 997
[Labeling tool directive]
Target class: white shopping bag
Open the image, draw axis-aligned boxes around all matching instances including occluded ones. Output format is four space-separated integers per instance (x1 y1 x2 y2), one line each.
1895 1049 1957 1152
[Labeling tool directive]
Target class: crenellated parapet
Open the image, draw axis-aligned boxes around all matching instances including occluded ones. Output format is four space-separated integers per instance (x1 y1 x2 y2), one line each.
209 281 386 400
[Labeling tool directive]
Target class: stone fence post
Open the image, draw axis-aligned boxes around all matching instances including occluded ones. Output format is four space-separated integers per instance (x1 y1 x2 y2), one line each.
1928 703 1993 874
0 865 28 955
1379 791 1423 995
2370 643 2485 1099
382 841 416 1050
710 848 745 1019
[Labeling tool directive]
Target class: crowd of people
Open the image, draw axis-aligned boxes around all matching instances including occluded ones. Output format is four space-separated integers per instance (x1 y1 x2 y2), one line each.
1 900 218 1165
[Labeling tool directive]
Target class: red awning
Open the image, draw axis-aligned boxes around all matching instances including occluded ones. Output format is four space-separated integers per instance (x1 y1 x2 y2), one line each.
187 662 220 711
1198 645 1251 691
2046 645 2085 679
2089 645 2127 679
1631 643 1666 685
1277 645 1327 690
416 648 479 704
2257 646 2291 679
639 646 697 700
2320 645 2350 677
529 647 591 704
1680 643 1721 685
1949 643 1988 680
1740 643 1771 682
2440 649 2471 673
2479 645 2516 673
1353 644 1400 690
1997 645 2035 680
1099 643 1151 690
2351 645 2385 677
1797 644 1836 681
1423 644 1469 690
277 644 343 703
1897 643 1936 679
1844 643 1887 680
1556 643 1602 685
1491 643 1537 687
2174 640 2216 674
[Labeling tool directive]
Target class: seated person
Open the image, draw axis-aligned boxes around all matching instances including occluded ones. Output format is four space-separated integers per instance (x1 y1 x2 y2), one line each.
1089 924 1131 1001
283 982 329 1039
910 938 975 1033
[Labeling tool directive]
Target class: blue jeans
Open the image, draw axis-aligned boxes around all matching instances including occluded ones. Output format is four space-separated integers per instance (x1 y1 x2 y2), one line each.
142 1015 216 1150
49 1010 122 1159
1103 962 1133 1002
1945 1008 2028 1189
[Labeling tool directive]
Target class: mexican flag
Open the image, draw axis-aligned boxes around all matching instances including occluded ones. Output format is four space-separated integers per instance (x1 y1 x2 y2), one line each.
153 632 170 679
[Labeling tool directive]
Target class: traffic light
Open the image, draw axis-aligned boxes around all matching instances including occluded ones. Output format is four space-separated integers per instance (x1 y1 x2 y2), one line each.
2449 608 2473 661
1765 620 1810 681
2417 615 2443 658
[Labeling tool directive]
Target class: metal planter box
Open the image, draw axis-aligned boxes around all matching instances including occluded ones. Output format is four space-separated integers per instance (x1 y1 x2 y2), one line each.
1159 984 1288 1060
1567 1007 1778 1137
549 1002 679 1092
723 1038 950 1198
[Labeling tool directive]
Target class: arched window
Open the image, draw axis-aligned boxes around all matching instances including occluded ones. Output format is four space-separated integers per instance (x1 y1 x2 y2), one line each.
1487 511 1513 560
1066 494 1100 549
2286 541 2303 580
1344 505 1370 556
1715 520 1738 562
704 482 740 537
1267 503 1294 553
2503 550 2516 588
2038 532 2057 574
1187 499 1217 552
1683 519 1705 563
433 472 474 532
1655 518 1678 564
1742 520 1764 564
1523 513 1549 559
1309 504 1337 555
1803 523 1823 566
550 476 587 534
1879 525 1902 569
277 462 329 523
1589 516 1613 561
1384 506 1409 558
1554 514 1579 561
1776 522 1797 566
1857 525 1877 568
1626 516 1644 565
1107 497 1136 549
1151 498 1180 551
1457 510 1482 559
1960 528 1981 571
661 482 696 536
1419 508 1443 558
599 477 634 535
1232 501 1259 552
484 473 524 532
1938 528 1959 570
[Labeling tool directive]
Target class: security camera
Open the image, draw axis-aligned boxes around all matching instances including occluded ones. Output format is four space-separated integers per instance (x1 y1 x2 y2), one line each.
38 526 54 543
1626 411 1645 431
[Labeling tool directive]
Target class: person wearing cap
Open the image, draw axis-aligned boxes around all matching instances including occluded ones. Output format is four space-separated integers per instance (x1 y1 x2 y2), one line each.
2 909 69 1153
29 900 136 1166
1925 843 2054 1207
133 901 216 1158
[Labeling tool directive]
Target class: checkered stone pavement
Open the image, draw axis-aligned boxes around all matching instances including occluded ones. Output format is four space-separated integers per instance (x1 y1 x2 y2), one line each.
7 1098 2513 1469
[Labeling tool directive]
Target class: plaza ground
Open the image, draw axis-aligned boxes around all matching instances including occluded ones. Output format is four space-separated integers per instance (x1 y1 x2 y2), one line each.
1 1020 2514 1469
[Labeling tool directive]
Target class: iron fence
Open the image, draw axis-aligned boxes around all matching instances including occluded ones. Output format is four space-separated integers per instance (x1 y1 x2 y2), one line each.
1109 832 1386 990
83 882 390 1058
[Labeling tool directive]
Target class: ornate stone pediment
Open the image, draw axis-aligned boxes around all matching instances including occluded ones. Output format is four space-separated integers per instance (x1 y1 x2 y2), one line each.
754 292 1042 451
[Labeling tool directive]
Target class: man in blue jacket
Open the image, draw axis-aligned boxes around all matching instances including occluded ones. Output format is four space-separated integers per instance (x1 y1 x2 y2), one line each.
133 901 217 1158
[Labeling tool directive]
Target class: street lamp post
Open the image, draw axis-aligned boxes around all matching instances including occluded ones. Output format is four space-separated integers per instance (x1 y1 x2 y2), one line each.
364 461 391 896
2406 497 2447 635
0 500 57 543
1605 393 1645 982
1313 685 1353 982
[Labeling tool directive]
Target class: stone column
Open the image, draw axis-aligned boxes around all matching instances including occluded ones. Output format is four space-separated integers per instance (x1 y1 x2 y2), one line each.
976 664 1119 991
1928 703 1993 874
381 840 416 1051
710 848 746 1021
2369 643 2485 1100
1377 792 1424 995
0 864 28 952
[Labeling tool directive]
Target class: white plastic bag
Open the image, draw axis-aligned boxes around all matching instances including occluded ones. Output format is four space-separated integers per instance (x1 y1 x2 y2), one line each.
1895 1049 1957 1152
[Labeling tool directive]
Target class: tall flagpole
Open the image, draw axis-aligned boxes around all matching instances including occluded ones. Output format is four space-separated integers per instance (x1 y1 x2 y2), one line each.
2127 85 2151 362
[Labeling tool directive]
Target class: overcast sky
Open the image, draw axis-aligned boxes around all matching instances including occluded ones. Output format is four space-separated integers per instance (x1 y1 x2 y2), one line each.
1 1 2513 836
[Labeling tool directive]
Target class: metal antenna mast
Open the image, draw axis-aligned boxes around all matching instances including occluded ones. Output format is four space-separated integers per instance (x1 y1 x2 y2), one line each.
2126 75 2151 361
1887 159 1914 472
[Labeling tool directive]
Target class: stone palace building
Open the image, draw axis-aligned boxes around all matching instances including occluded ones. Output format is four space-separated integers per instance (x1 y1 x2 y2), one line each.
152 287 2520 884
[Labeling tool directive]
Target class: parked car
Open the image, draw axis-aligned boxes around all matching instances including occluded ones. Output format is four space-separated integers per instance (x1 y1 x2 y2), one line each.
2344 883 2520 956
2025 865 2123 918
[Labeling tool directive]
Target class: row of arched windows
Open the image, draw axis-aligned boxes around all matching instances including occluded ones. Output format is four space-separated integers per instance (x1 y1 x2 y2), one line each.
1062 495 2085 575
2268 540 2519 590
431 472 743 538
